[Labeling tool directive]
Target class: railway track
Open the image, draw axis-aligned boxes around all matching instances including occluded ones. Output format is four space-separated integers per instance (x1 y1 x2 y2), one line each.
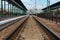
33 16 60 40
0 16 28 40
0 16 59 40
3 16 57 40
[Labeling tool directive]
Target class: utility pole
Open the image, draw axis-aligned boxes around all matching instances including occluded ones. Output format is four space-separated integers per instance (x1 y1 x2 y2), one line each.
47 0 50 12
47 0 50 20
35 0 37 16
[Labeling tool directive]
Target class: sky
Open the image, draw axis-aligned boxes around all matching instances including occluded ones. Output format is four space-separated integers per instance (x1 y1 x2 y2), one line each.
21 0 60 10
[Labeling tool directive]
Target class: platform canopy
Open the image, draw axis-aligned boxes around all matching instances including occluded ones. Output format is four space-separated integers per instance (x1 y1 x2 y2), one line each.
42 1 60 11
2 0 27 11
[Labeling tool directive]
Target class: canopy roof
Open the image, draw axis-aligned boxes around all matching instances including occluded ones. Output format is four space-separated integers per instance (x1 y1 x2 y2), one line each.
42 1 60 11
3 0 27 11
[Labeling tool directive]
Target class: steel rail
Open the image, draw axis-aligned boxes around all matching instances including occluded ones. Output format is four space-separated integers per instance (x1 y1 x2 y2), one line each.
33 16 60 40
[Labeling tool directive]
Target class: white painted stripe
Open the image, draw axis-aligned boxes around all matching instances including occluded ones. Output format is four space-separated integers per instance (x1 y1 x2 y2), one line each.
0 16 26 25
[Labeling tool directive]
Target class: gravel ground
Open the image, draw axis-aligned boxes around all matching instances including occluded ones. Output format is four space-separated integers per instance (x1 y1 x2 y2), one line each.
17 16 49 40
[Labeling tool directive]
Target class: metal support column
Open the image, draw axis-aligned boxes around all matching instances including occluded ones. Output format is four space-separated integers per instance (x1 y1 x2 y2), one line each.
12 5 13 15
10 4 11 17
8 2 9 17
4 1 6 18
12 5 13 16
56 8 58 24
1 0 3 18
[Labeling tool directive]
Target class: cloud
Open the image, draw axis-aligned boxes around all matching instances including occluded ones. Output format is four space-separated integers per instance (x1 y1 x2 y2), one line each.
50 0 60 5
21 0 60 10
21 0 30 3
